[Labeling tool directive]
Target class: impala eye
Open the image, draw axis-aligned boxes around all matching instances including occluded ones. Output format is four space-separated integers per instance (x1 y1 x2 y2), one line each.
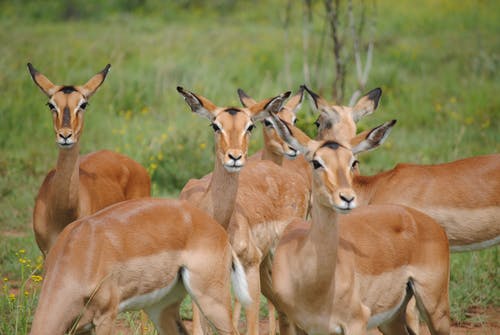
211 123 221 132
311 160 323 170
293 118 298 125
247 124 255 133
46 102 56 111
351 160 359 170
80 102 88 110
263 119 273 127
314 119 320 128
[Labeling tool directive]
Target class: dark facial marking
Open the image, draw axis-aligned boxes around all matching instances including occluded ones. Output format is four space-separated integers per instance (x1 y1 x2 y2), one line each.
225 108 241 116
321 141 342 150
62 106 71 127
60 86 77 94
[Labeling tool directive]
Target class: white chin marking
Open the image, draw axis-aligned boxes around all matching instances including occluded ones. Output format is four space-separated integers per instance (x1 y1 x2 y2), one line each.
224 165 242 173
58 142 75 148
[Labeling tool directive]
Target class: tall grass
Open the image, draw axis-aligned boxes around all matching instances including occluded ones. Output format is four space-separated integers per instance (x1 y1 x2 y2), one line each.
0 0 498 333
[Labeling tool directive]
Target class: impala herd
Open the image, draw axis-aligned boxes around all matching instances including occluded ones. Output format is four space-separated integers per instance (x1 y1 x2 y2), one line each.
25 63 499 335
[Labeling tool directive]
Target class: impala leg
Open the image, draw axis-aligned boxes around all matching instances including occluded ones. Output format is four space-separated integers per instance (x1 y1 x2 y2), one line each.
405 298 420 335
277 311 305 335
192 303 209 335
92 310 117 335
243 264 262 335
183 269 235 335
268 301 276 335
233 299 242 330
411 281 450 335
146 304 185 335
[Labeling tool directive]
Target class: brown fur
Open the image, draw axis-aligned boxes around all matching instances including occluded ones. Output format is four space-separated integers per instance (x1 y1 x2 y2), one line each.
266 126 450 335
29 199 242 335
177 88 309 335
28 64 151 256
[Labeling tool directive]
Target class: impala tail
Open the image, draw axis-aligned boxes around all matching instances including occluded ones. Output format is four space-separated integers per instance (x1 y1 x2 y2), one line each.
230 250 252 307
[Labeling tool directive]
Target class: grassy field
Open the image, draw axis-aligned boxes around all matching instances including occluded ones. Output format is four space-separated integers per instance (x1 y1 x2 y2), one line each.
0 0 498 333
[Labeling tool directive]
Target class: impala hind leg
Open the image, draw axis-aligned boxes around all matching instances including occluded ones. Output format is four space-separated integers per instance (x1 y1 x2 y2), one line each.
242 264 262 335
145 303 186 335
181 268 236 335
410 280 450 335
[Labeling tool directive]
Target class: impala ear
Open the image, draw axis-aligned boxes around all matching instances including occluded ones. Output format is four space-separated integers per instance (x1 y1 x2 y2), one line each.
27 63 61 97
77 64 111 99
351 87 382 123
237 88 258 108
177 86 218 121
352 119 396 155
303 84 341 124
282 85 305 115
248 91 291 122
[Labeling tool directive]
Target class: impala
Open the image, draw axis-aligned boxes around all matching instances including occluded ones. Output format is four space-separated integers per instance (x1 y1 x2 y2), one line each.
237 87 396 335
267 112 450 335
29 198 251 335
306 86 500 252
177 88 309 335
28 63 151 256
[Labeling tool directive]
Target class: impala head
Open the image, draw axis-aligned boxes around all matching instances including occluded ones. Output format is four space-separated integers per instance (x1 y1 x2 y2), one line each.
28 63 111 148
303 85 382 141
266 111 358 213
238 87 304 160
177 86 291 172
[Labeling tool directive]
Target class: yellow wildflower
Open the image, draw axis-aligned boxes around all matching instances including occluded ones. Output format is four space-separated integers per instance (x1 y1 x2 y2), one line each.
31 275 43 283
199 143 207 150
9 293 15 301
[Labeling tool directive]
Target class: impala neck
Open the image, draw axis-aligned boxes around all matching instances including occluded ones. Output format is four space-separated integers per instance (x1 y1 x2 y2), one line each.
50 143 80 229
261 129 284 166
300 182 341 300
201 155 240 230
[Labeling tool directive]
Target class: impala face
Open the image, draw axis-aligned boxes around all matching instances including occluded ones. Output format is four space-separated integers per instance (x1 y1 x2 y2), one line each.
262 108 299 159
310 141 357 212
46 88 87 148
27 63 110 149
303 85 382 142
211 108 256 172
237 87 304 161
178 86 290 173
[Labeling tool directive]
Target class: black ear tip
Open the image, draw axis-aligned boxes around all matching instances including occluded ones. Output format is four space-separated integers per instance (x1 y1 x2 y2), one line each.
284 91 292 98
104 64 111 71
237 88 249 97
368 87 382 100
176 86 184 93
27 62 36 74
389 119 397 126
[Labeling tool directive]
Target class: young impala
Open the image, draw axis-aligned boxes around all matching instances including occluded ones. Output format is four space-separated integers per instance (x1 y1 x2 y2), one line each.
29 200 250 335
267 111 450 335
306 85 500 252
28 63 151 256
177 88 309 335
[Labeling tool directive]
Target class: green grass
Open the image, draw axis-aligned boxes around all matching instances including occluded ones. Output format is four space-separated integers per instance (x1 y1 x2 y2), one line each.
0 0 498 333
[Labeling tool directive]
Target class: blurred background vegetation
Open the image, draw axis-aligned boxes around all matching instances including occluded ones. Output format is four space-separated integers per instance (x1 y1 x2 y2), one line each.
0 0 498 333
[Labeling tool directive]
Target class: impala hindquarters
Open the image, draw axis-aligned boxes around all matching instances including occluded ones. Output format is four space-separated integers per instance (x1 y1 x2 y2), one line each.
29 198 249 335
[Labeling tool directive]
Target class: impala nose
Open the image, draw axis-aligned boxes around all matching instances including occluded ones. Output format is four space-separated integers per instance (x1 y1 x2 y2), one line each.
59 133 72 141
228 153 242 161
339 193 355 204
